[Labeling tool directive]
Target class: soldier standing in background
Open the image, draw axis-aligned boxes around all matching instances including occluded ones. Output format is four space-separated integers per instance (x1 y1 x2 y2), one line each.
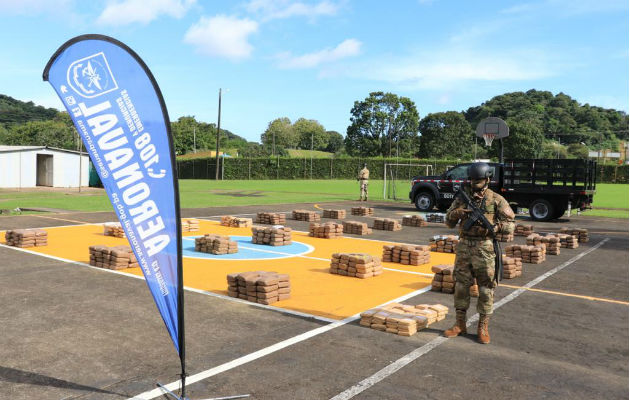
357 163 369 201
443 162 515 344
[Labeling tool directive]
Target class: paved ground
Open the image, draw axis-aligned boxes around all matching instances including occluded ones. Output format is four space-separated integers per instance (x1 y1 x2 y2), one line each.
0 200 627 400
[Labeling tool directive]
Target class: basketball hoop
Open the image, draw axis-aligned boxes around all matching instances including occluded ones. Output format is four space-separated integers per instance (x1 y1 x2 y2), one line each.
482 133 496 147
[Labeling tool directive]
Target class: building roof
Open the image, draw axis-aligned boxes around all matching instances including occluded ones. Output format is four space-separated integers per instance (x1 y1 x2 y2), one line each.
0 145 87 155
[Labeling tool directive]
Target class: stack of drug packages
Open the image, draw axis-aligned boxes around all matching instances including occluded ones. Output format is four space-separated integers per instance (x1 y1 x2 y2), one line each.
430 235 459 253
342 221 372 235
560 227 589 243
226 271 291 305
557 233 579 249
382 244 431 266
502 255 523 279
251 226 292 246
255 212 286 225
426 214 445 223
515 224 535 236
359 303 448 336
496 231 514 242
292 209 321 222
103 222 126 238
430 264 479 296
220 216 253 228
505 244 545 264
401 215 428 227
373 218 402 231
322 209 346 219
181 218 200 232
309 222 343 239
329 253 383 278
4 229 48 248
351 206 374 216
528 233 561 255
89 245 139 269
195 234 238 254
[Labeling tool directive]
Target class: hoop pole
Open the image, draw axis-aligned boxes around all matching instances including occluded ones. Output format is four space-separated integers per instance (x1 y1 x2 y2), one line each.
500 138 504 163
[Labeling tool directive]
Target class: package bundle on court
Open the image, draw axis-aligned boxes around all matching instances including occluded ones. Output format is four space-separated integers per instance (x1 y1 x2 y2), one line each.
291 209 321 222
401 215 427 227
181 218 200 232
431 264 478 296
322 209 346 219
528 234 561 255
103 222 126 238
502 255 523 279
560 227 589 243
5 229 48 248
557 233 579 249
430 235 459 253
382 245 430 265
426 214 445 223
251 226 292 246
329 253 383 278
220 216 253 228
505 244 546 264
359 303 448 336
342 221 372 235
309 222 343 239
351 206 374 216
89 245 138 269
373 218 402 231
195 234 238 254
226 271 291 305
515 224 535 236
496 232 514 242
255 212 286 225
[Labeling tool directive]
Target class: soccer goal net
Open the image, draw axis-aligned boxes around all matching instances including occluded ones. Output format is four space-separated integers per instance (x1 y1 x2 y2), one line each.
383 163 434 200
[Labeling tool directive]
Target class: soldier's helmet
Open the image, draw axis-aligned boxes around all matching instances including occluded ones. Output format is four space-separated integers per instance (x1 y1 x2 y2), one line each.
468 162 492 180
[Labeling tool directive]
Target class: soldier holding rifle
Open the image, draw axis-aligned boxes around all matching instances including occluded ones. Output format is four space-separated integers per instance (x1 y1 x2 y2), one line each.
443 162 515 344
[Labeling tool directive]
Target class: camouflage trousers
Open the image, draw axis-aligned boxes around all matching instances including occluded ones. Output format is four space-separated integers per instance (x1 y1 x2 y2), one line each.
360 181 368 200
453 239 496 315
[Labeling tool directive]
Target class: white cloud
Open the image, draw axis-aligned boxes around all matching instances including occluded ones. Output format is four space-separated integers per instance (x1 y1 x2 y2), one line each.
245 0 339 21
0 0 72 15
276 39 361 69
97 0 196 26
184 15 259 60
500 0 627 16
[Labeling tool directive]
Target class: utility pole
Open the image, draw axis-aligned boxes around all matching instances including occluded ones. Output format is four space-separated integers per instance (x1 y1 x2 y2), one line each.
193 125 196 153
310 132 313 179
215 88 222 180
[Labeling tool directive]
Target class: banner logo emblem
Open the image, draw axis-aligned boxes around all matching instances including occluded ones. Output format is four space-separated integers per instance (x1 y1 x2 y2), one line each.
67 52 118 98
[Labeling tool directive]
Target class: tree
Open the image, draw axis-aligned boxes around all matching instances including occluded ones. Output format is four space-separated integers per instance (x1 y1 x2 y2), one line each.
325 130 344 153
294 118 328 151
417 112 473 159
567 143 589 159
261 117 298 153
2 119 76 149
345 91 419 157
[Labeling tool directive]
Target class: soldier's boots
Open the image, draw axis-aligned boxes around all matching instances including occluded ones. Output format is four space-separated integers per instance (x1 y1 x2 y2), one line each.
444 309 467 338
478 314 490 344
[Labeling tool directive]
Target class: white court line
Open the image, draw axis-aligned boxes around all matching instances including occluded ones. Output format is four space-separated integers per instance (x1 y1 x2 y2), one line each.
129 285 434 400
329 238 610 400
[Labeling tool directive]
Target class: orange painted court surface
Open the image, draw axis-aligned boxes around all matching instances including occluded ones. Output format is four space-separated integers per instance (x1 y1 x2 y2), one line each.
1 220 455 320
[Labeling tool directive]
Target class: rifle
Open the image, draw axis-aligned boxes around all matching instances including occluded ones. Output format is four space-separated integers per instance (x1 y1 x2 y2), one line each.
455 189 503 285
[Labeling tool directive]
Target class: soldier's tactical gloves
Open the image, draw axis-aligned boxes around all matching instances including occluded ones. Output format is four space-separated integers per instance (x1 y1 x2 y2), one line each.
451 208 471 220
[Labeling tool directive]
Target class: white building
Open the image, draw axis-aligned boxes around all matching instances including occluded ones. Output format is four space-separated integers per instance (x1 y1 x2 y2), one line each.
0 146 89 188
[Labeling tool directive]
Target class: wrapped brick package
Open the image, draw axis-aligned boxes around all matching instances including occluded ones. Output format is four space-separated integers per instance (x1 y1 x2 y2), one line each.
496 232 514 242
226 271 291 304
505 244 546 264
351 206 374 216
557 233 579 249
373 218 402 231
292 210 321 222
251 226 292 246
5 229 48 248
255 212 286 225
309 222 343 239
195 234 238 254
181 218 200 233
502 255 523 279
342 221 372 235
402 215 427 227
515 224 535 236
220 216 253 228
359 302 448 336
430 235 459 253
382 244 430 265
89 245 139 270
560 227 589 243
322 209 346 219
431 264 478 296
426 214 445 223
103 222 126 238
330 253 383 278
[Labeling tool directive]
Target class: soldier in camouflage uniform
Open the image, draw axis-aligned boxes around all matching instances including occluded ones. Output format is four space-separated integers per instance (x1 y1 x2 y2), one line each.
443 162 515 344
358 163 369 201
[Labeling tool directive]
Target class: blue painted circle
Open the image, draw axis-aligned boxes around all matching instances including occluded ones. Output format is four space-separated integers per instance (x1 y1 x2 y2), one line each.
182 235 313 260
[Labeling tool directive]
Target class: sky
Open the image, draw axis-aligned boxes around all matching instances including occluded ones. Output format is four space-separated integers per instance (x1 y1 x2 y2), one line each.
0 0 627 143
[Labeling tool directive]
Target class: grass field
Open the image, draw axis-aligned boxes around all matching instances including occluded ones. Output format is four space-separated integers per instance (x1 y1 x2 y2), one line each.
0 181 627 218
286 149 334 158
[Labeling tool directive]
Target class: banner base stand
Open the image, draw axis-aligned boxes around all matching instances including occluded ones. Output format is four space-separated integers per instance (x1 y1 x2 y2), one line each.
156 382 250 400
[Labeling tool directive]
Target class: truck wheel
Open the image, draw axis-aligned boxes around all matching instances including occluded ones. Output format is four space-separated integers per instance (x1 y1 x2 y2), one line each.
529 199 555 221
552 205 567 220
414 192 435 212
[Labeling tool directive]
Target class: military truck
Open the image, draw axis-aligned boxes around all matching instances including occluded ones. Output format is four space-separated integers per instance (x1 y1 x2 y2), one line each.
409 159 597 221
